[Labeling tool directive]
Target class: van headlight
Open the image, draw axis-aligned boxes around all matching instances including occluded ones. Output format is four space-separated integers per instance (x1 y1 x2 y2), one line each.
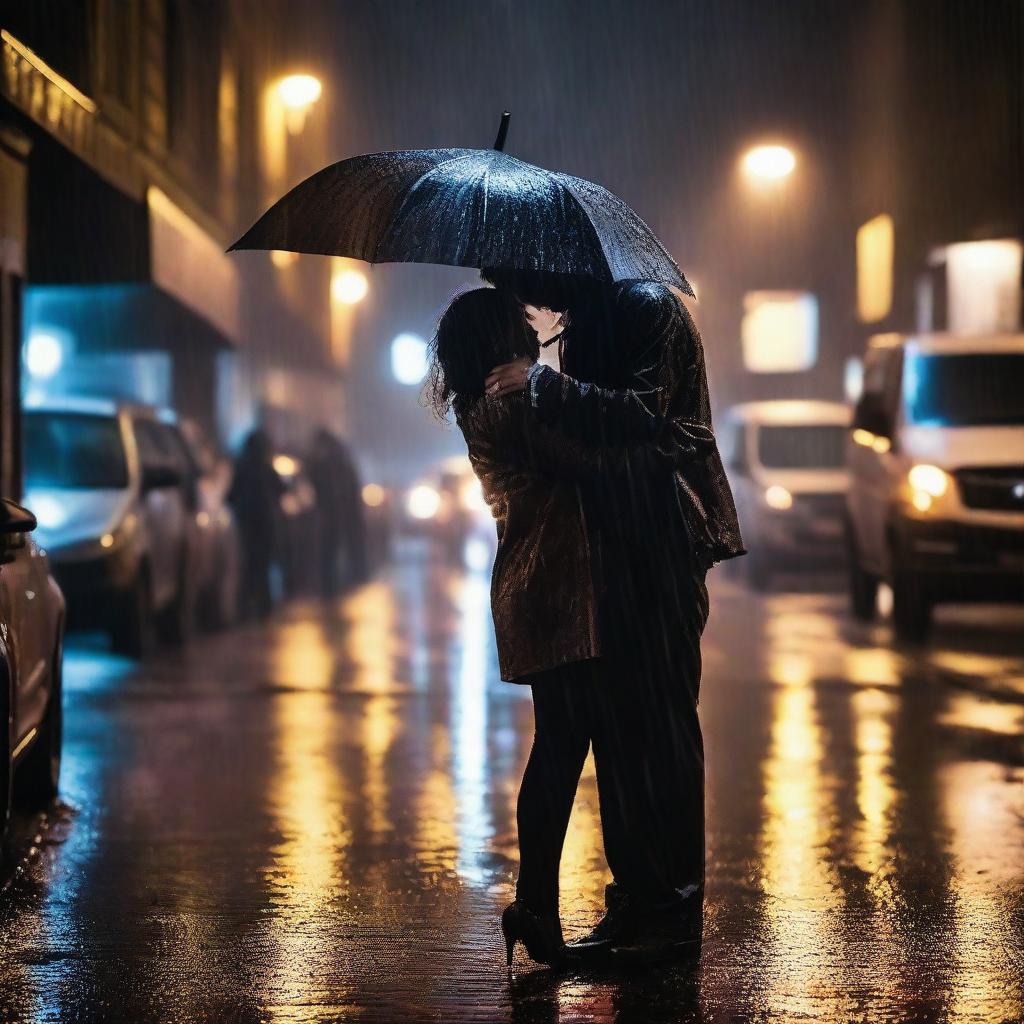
764 485 793 511
98 513 138 553
907 464 950 512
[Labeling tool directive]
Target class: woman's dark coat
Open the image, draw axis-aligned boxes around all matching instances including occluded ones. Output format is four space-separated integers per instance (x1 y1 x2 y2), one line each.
456 377 715 682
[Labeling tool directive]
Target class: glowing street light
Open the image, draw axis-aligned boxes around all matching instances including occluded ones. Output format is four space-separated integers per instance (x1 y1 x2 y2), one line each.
331 268 369 305
406 484 441 520
277 73 322 109
390 332 428 385
270 249 298 269
24 331 64 379
276 73 322 134
361 483 386 508
741 144 797 182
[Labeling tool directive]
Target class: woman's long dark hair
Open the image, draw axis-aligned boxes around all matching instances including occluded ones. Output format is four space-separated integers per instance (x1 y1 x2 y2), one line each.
428 288 539 417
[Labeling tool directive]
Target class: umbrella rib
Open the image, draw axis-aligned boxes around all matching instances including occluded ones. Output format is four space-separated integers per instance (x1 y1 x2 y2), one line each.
553 175 615 280
481 167 490 238
557 172 686 290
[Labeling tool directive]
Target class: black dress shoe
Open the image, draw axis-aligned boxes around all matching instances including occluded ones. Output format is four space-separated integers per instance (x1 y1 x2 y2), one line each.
569 883 704 966
566 884 637 962
608 913 703 966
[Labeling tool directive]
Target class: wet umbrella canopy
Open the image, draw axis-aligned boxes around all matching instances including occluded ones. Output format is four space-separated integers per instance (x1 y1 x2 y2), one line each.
230 113 693 294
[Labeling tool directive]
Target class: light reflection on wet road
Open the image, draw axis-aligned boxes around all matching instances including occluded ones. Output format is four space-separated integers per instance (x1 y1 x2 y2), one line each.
1 556 1022 1023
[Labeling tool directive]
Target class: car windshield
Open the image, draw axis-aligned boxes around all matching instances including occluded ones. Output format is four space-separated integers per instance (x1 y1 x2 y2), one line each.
23 412 128 489
757 424 847 469
905 352 1024 426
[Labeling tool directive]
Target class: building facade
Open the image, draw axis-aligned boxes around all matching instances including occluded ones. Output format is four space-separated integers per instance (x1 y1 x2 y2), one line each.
0 0 346 498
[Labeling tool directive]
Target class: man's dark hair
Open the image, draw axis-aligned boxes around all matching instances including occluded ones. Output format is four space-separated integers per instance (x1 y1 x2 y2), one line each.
428 287 539 417
480 267 607 314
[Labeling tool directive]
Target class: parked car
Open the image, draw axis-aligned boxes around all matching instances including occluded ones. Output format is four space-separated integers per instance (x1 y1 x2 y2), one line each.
22 397 199 657
846 333 1024 640
724 400 851 589
0 498 65 844
178 418 240 629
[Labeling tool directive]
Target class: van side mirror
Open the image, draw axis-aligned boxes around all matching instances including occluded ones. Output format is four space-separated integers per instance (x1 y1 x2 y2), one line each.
141 464 182 492
853 392 893 441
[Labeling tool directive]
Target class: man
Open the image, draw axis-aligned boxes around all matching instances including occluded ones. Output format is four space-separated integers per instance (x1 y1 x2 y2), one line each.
483 269 744 963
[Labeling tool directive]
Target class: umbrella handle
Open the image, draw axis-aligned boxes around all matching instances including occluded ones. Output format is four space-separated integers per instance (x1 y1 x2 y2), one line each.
493 111 511 151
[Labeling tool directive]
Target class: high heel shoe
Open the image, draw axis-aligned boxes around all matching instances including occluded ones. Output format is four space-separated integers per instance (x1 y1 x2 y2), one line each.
501 900 572 968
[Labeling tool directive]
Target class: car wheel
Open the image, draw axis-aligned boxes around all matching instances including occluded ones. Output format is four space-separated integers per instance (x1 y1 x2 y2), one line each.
160 554 196 646
846 523 878 621
111 568 155 659
892 570 932 643
15 639 62 811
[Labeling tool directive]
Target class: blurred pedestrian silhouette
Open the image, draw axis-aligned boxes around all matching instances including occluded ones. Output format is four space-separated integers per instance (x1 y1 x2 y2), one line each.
308 428 368 598
228 429 283 620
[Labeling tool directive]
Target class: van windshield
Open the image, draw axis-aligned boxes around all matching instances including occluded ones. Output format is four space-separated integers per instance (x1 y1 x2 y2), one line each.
23 412 128 489
905 352 1024 426
757 425 847 469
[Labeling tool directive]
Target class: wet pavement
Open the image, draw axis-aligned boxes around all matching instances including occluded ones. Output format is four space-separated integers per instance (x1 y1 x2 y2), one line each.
1 552 1023 1023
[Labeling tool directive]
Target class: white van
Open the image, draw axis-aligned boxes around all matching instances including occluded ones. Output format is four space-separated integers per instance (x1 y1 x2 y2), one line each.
846 333 1024 640
724 400 850 589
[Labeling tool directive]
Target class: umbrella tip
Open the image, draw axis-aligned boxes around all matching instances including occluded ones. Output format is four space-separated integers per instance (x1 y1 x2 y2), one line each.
493 111 511 152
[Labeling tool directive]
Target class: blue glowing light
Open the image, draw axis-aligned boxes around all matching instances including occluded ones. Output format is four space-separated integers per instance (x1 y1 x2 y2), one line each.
390 333 428 386
25 331 65 379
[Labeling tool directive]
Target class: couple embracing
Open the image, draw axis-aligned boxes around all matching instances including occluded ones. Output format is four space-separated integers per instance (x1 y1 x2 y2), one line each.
429 269 744 969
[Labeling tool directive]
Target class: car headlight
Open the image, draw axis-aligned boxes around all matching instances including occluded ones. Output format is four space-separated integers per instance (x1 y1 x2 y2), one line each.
99 513 137 552
907 464 950 512
407 484 441 520
764 485 793 511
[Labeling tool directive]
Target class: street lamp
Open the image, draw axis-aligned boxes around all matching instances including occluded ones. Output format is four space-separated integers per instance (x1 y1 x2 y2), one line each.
331 268 369 305
741 144 797 183
276 73 322 134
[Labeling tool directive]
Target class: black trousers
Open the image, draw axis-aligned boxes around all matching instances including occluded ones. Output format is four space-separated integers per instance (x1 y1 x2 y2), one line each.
515 570 709 917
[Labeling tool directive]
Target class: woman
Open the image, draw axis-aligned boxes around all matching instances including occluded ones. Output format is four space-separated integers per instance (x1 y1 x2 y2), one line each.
429 288 699 969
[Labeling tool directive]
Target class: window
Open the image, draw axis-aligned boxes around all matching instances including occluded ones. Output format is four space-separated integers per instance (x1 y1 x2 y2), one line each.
904 352 1024 427
23 413 127 490
856 215 894 323
741 291 818 373
945 239 1022 335
98 1 136 112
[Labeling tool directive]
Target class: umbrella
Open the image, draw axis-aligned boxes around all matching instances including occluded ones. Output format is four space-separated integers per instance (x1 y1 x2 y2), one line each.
229 113 692 295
